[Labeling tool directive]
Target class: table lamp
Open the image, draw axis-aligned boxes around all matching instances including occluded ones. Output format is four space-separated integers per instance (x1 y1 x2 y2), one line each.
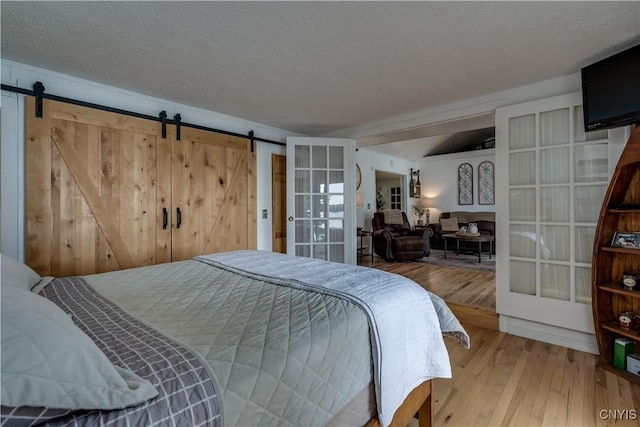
421 197 435 224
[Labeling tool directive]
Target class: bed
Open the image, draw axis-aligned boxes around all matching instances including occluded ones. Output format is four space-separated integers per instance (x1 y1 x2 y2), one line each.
1 250 468 427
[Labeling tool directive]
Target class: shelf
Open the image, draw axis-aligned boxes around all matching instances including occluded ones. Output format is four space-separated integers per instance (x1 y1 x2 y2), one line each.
601 246 640 255
592 125 640 387
601 322 640 341
597 283 640 298
608 208 640 214
601 363 640 385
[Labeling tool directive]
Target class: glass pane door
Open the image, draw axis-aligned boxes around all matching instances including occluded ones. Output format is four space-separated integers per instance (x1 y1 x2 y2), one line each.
496 92 612 335
286 137 355 264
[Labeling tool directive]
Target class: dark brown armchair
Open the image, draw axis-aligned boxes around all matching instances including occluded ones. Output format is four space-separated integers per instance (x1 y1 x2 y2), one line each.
372 210 432 261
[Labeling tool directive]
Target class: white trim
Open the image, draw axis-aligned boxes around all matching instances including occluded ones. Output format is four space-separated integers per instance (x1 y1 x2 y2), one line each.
499 315 598 355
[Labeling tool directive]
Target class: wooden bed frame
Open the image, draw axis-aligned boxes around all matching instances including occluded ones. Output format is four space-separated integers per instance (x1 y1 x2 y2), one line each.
366 380 432 427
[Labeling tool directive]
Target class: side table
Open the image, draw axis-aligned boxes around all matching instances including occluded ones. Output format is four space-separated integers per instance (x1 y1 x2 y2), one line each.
357 230 373 265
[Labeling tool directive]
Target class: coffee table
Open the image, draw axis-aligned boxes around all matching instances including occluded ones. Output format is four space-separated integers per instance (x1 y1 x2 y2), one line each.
442 233 495 263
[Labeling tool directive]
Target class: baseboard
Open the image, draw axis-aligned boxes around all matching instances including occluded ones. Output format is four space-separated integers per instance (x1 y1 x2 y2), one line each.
499 315 598 354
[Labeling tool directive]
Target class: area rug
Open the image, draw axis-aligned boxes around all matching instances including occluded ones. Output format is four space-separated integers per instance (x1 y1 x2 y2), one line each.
414 249 495 272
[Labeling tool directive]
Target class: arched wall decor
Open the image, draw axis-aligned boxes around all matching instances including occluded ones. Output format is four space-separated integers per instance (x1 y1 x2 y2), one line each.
478 161 495 205
458 163 473 205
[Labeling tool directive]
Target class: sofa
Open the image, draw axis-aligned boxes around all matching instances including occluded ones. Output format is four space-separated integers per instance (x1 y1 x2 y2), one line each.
372 210 432 261
427 211 495 253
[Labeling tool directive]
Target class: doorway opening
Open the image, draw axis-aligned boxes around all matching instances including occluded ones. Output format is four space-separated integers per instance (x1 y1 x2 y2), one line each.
374 170 407 214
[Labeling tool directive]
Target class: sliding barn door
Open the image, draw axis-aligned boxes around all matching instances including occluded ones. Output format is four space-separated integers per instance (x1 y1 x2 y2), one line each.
25 98 171 276
170 126 256 261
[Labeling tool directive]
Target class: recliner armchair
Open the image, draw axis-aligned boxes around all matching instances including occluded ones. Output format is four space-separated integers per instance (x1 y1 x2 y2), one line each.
372 210 432 261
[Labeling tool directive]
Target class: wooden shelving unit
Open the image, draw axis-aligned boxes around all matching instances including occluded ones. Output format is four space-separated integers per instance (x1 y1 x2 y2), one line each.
592 124 640 385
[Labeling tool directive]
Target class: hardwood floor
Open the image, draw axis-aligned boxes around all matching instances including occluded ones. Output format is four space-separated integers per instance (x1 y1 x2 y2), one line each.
364 256 640 426
361 255 498 330
427 324 640 427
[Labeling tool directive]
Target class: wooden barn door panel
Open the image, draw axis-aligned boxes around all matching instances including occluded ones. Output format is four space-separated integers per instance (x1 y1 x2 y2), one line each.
26 98 171 276
170 126 256 261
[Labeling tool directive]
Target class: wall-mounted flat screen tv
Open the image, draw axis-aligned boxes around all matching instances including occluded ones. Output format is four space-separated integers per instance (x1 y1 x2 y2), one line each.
581 43 640 132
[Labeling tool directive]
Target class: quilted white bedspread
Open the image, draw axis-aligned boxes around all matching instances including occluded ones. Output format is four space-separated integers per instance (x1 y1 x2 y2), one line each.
196 250 469 427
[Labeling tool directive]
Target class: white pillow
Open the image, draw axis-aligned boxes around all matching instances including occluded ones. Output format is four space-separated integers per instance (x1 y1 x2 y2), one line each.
1 253 41 291
1 286 158 410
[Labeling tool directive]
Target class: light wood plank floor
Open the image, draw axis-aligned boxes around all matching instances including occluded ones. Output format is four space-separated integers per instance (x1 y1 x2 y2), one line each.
360 255 498 330
425 324 640 427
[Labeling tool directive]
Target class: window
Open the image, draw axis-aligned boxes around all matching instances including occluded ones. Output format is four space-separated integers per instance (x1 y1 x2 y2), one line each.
390 186 402 210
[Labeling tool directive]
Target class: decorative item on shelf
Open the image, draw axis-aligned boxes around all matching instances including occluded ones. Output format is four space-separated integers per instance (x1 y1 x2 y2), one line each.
627 353 640 376
612 231 640 249
459 226 468 235
409 168 415 198
622 272 638 290
409 169 421 198
619 312 635 330
468 222 479 235
421 197 434 225
614 337 636 370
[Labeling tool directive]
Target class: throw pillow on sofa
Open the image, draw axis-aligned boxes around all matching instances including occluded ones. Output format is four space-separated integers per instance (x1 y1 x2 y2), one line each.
440 217 459 232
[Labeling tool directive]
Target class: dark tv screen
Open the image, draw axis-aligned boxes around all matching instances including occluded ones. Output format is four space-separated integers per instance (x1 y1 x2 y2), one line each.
581 44 640 132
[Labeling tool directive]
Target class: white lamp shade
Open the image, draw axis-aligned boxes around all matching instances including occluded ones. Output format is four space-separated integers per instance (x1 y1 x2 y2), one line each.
421 197 435 209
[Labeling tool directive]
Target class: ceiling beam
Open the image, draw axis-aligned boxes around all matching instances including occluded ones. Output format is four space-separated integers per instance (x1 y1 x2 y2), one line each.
356 112 495 147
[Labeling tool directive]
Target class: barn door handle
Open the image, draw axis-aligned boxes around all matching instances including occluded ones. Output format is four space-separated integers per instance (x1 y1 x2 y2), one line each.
176 207 182 229
162 208 168 229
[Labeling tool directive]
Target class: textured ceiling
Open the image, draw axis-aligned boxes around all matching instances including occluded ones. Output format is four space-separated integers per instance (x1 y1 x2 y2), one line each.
2 1 639 157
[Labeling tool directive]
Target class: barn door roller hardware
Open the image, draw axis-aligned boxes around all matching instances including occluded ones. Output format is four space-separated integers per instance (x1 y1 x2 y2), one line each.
159 111 168 139
1 81 286 148
33 82 45 118
174 114 182 141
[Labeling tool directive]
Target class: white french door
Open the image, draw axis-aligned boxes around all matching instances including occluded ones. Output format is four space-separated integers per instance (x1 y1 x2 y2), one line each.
496 92 625 345
286 137 356 264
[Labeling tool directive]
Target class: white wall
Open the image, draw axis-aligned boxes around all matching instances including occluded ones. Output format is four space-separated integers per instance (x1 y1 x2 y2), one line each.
0 60 299 260
355 148 415 231
419 149 496 223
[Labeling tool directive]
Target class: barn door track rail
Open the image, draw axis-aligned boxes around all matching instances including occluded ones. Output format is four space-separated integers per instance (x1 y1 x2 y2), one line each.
1 81 285 151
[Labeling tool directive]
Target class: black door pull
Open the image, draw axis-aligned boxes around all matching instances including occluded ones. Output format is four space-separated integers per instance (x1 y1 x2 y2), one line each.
177 207 182 229
162 207 168 230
